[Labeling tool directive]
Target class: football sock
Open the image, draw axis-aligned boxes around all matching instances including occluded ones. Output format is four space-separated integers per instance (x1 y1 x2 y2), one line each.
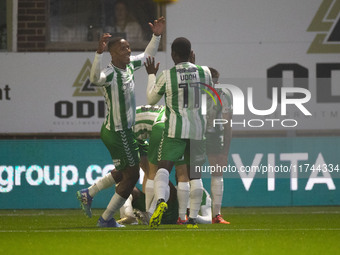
148 196 157 214
88 172 115 198
211 176 224 216
102 193 126 221
154 168 169 202
177 181 190 219
189 179 203 219
145 179 154 211
120 194 134 218
148 187 169 214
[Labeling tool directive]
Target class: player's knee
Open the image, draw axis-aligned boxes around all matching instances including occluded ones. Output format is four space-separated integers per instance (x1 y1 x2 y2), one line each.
158 160 173 172
111 169 123 183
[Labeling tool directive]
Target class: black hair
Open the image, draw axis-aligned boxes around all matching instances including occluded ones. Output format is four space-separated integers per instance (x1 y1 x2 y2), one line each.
171 37 191 60
108 37 124 51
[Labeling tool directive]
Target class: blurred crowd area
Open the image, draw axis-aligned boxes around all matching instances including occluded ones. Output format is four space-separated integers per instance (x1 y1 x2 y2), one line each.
49 0 157 49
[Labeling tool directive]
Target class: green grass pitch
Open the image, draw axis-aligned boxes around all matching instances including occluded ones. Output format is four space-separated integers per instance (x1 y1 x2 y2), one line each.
1 207 340 255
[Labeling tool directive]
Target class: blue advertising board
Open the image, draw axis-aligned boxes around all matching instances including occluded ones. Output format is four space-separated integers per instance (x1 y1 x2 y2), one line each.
1 137 339 209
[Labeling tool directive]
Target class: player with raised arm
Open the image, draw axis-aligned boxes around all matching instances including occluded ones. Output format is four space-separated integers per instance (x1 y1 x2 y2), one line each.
76 17 165 228
145 37 213 228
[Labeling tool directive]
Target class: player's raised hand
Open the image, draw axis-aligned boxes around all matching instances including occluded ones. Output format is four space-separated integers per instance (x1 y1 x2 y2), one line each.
144 56 160 75
149 17 166 36
97 33 112 54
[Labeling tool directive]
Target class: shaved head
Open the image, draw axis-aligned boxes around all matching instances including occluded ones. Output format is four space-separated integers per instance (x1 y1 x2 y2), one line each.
171 37 191 60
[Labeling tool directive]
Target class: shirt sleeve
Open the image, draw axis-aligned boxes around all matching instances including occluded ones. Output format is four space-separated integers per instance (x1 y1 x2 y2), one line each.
144 34 161 57
130 34 161 71
90 53 109 86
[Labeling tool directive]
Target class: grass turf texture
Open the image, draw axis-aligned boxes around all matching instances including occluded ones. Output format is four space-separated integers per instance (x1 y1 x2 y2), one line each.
1 207 340 255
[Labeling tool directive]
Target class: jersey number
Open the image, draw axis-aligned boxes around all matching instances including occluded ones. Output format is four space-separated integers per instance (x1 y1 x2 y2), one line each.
179 82 200 108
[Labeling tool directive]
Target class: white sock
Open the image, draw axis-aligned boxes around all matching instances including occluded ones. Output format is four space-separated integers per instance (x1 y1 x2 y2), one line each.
148 185 169 214
148 196 157 214
177 182 190 219
189 179 203 219
211 176 224 217
145 179 154 211
102 193 126 221
120 195 134 218
154 168 169 202
88 173 115 198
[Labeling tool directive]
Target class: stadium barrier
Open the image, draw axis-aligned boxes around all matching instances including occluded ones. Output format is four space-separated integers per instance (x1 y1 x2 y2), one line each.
0 136 339 209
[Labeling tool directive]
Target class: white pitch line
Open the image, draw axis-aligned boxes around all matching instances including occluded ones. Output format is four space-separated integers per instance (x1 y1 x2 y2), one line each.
236 211 340 215
1 228 340 233
0 214 84 217
1 211 340 217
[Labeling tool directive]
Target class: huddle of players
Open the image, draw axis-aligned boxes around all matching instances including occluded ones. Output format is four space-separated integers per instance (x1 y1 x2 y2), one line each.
76 16 232 228
119 101 231 227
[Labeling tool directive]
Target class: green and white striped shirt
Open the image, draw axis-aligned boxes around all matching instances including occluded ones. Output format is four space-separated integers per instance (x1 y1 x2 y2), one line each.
90 35 161 131
147 62 212 140
133 105 164 140
206 87 233 133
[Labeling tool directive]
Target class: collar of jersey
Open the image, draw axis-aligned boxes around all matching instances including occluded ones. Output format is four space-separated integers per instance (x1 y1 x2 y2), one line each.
111 62 127 72
176 61 192 65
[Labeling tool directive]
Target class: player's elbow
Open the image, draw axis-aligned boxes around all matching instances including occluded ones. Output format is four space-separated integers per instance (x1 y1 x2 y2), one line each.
147 96 157 105
147 91 162 105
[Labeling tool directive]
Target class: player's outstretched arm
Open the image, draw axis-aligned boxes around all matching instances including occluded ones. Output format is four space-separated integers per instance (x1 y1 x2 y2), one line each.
144 17 166 57
145 57 162 105
90 33 111 85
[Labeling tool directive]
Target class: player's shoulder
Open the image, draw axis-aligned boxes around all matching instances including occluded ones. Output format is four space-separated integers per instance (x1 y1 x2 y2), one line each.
201 65 211 73
103 63 114 72
155 69 168 83
193 64 211 75
102 64 115 82
129 54 139 63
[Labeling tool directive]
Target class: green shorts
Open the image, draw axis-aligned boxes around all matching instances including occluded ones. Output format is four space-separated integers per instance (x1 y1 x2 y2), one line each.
147 123 163 165
137 139 149 157
100 125 140 170
148 123 185 166
148 122 187 166
159 136 206 168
